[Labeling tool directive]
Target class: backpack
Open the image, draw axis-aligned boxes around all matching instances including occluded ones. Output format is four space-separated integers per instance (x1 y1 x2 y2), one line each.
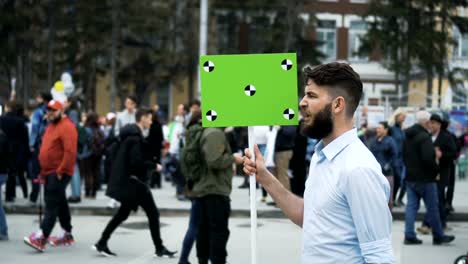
180 123 206 184
90 128 105 157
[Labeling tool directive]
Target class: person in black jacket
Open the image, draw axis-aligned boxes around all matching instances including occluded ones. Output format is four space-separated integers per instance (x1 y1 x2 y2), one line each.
93 108 176 258
0 101 29 202
403 111 454 245
0 122 12 240
289 120 308 197
274 125 296 191
418 113 457 233
146 109 164 189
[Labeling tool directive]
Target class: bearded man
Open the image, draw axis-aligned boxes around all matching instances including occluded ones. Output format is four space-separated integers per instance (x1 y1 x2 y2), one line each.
243 62 394 264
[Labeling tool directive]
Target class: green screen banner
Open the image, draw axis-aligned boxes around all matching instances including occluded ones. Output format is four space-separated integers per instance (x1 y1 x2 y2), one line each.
200 53 299 128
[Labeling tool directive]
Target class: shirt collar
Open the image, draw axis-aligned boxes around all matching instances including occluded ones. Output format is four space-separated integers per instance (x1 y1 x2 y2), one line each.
314 128 357 161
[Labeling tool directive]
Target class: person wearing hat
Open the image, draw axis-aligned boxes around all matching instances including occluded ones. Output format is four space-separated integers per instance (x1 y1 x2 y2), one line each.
24 99 78 252
417 113 457 235
403 111 454 245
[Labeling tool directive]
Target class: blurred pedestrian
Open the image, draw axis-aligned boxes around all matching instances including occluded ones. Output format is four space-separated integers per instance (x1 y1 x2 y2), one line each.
94 108 176 258
0 101 29 202
289 120 309 198
179 110 203 264
29 92 52 203
369 121 399 210
24 100 78 252
167 104 187 200
108 95 138 208
417 113 457 234
273 125 296 192
65 98 82 203
0 119 12 241
403 111 454 245
114 95 137 137
389 110 406 207
79 112 105 199
146 108 164 189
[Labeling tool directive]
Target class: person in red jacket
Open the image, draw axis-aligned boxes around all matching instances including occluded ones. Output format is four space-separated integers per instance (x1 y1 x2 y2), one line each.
24 99 78 252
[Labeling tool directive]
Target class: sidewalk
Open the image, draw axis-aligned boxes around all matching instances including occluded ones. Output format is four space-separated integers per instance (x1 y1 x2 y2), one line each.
5 176 468 221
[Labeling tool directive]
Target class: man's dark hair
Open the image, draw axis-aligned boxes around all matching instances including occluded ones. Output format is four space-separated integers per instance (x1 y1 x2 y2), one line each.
190 99 201 108
303 62 363 118
40 92 53 102
127 95 138 106
136 107 153 122
5 101 18 113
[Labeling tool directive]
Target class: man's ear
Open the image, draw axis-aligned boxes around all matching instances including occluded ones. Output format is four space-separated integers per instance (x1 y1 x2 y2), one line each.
333 96 346 114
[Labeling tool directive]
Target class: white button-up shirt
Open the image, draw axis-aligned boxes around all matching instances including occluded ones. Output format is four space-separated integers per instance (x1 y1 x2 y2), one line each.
302 128 394 264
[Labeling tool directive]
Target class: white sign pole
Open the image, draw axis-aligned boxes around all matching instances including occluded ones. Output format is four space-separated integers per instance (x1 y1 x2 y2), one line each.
248 126 257 264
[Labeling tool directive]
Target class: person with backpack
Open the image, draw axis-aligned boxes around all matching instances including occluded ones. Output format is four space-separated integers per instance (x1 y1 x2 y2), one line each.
24 100 78 252
184 112 243 264
77 112 105 199
93 108 176 258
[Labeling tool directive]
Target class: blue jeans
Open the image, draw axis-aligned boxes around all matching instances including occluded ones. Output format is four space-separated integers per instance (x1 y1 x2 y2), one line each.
405 182 444 239
70 163 81 198
0 173 8 237
179 198 201 264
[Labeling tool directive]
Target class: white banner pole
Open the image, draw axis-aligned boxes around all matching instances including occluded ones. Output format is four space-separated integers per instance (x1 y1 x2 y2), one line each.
248 126 257 264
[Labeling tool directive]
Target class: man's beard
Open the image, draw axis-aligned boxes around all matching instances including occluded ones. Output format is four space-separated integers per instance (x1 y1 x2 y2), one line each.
49 113 62 124
300 103 334 140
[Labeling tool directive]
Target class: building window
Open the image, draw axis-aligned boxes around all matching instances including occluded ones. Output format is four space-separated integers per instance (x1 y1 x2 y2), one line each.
317 20 336 60
453 26 468 59
348 20 368 61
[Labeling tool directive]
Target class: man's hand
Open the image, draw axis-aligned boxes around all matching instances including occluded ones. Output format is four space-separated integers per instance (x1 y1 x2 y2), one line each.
57 174 63 180
243 144 268 184
233 153 243 165
156 163 163 172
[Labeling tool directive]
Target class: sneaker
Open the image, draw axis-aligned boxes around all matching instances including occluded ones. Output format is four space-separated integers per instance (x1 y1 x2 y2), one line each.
416 225 431 235
48 233 75 246
0 234 8 241
404 237 423 245
93 243 117 257
433 235 455 245
155 246 177 258
260 196 267 203
24 233 46 252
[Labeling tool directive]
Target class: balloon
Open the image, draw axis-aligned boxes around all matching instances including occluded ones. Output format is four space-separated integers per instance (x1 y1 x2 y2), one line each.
54 81 65 92
64 82 75 96
61 72 73 84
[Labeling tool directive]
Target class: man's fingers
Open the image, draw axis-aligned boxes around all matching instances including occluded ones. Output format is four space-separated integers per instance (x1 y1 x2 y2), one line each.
244 148 252 159
254 144 264 161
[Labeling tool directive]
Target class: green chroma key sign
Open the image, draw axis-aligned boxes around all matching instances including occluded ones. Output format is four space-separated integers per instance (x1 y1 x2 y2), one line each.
200 53 299 128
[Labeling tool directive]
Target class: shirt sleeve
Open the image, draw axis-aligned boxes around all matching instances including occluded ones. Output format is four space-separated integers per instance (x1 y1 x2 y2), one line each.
343 166 395 264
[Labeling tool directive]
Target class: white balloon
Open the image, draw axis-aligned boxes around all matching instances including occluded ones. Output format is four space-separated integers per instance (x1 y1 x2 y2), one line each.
64 83 75 96
61 72 73 84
